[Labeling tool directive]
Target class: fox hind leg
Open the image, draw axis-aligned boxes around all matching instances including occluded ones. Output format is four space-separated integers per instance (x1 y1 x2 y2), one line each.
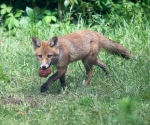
94 59 109 75
82 62 93 86
83 62 93 86
82 57 109 86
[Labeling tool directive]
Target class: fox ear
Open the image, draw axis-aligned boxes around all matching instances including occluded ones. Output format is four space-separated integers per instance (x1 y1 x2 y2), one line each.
32 37 42 48
49 36 58 47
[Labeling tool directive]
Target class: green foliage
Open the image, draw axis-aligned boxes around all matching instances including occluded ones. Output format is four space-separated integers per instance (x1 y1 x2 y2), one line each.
0 3 12 15
5 10 23 30
42 10 57 23
23 6 57 24
0 0 150 30
65 0 150 25
0 3 57 30
0 5 58 29
0 3 23 30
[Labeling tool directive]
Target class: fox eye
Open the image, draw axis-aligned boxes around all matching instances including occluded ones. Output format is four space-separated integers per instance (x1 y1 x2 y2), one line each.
47 55 52 58
38 55 42 58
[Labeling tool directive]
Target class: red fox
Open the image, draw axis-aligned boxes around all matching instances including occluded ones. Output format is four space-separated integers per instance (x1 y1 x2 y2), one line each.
32 30 134 92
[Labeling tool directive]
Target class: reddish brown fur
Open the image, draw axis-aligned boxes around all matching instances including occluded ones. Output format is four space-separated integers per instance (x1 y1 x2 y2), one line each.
32 30 133 92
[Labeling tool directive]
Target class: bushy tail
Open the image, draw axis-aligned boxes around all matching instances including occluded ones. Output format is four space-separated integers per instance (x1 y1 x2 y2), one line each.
101 37 133 59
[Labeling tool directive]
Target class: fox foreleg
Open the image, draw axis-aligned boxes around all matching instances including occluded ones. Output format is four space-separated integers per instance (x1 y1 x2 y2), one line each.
40 68 67 92
59 74 66 89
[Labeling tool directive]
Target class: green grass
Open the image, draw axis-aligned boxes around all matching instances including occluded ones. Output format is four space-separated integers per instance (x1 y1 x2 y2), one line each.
0 19 150 125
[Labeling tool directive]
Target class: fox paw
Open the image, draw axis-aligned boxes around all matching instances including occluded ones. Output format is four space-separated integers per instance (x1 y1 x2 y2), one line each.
82 80 86 85
40 84 49 93
82 80 88 86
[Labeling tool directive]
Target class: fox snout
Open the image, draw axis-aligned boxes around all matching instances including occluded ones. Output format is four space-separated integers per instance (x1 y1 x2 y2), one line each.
40 63 50 69
40 60 51 69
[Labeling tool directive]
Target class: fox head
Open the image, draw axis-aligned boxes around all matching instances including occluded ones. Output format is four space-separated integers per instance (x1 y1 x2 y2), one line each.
32 36 59 69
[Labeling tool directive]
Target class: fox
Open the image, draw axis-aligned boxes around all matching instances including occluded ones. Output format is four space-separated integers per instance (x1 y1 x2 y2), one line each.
32 30 134 93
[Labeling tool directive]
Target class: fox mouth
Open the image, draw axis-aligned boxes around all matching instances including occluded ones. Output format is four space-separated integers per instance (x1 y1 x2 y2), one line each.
40 63 51 70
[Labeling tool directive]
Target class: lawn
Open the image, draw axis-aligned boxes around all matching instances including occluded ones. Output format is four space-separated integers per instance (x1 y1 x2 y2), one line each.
0 20 150 125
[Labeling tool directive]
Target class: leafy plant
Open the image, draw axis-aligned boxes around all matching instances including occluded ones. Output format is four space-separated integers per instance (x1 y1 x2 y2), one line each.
42 10 57 24
21 6 57 25
0 3 12 15
0 3 23 30
1 0 150 28
5 10 23 30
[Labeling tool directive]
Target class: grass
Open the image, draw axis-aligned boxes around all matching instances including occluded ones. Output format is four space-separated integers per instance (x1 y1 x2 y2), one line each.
0 19 150 125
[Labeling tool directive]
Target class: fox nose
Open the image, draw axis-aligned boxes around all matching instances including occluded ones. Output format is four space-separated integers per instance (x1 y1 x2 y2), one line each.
42 65 46 70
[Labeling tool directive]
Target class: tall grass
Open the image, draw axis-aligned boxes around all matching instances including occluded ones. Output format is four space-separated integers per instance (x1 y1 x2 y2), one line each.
0 17 150 125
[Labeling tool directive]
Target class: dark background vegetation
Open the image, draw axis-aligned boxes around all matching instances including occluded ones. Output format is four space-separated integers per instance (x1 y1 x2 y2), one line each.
0 0 150 30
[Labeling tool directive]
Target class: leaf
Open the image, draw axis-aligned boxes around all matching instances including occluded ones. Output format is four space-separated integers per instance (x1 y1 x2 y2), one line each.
74 0 78 4
44 10 51 15
0 3 6 9
15 10 23 18
51 16 56 22
13 18 19 27
1 8 6 15
42 16 51 23
8 21 13 30
6 6 12 13
20 17 30 24
7 13 13 17
5 16 19 30
5 17 13 30
33 6 41 15
114 4 121 9
0 4 12 14
4 17 10 26
36 21 42 26
26 7 34 17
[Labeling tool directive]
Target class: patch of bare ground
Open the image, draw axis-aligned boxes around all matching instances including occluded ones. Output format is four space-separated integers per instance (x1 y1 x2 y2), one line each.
1 95 44 107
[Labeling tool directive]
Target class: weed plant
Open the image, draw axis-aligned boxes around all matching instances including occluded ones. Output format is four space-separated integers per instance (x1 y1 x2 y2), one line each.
0 17 150 125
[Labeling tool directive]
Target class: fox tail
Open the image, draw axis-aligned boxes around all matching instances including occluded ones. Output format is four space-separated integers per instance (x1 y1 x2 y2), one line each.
101 37 134 59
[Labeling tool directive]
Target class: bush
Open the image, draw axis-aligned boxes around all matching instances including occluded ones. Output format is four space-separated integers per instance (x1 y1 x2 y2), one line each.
0 0 150 29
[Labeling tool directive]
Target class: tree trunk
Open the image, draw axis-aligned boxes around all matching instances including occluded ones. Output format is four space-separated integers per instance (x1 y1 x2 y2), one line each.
58 0 62 22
